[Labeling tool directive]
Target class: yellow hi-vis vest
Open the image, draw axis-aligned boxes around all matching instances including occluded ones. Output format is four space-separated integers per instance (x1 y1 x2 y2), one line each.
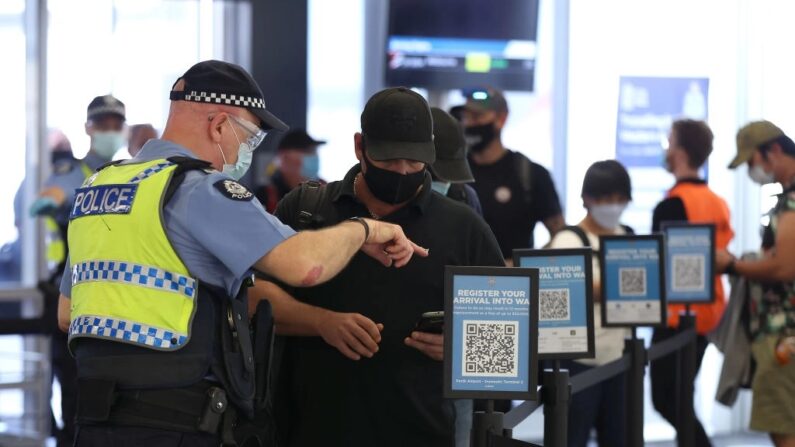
45 162 94 265
67 159 197 351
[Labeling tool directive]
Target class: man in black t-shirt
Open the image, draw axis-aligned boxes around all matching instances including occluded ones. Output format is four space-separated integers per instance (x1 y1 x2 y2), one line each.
251 88 504 447
457 88 565 262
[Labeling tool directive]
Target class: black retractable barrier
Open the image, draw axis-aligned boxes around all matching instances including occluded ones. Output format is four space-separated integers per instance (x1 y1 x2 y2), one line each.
542 363 569 447
625 330 646 447
676 312 697 447
480 315 698 447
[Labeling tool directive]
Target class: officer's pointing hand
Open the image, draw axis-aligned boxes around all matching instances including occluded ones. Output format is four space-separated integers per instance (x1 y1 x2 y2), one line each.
361 219 429 268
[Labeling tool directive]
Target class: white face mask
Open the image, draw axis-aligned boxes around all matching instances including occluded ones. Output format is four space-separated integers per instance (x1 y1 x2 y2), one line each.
217 120 253 181
749 165 775 185
92 131 125 159
590 203 627 230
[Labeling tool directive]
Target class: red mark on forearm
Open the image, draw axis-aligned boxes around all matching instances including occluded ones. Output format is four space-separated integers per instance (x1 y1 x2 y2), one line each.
301 266 323 286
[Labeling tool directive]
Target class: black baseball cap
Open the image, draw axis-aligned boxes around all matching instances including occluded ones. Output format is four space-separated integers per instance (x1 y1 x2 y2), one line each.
278 129 327 151
87 95 126 122
169 60 288 132
430 107 474 183
361 87 435 164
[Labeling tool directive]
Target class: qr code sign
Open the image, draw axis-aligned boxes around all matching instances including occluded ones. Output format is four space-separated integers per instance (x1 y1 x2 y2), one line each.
619 267 647 296
672 254 705 292
540 288 571 321
462 320 519 377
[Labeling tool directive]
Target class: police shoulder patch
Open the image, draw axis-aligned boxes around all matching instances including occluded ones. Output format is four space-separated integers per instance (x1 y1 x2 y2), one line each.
214 179 254 201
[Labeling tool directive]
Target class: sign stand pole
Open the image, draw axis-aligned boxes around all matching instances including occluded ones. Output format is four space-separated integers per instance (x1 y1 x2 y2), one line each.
625 328 646 447
542 360 570 447
471 400 505 447
676 307 697 447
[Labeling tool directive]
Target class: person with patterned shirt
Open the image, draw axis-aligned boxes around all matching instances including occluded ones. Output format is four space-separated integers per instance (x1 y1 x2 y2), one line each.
718 120 795 447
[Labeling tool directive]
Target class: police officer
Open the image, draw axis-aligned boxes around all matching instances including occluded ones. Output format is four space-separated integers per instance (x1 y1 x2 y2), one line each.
30 96 126 447
429 107 482 215
56 60 427 446
32 95 127 224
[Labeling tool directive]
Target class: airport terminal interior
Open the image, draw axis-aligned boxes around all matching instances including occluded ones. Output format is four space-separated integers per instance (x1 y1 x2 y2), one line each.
1 0 795 446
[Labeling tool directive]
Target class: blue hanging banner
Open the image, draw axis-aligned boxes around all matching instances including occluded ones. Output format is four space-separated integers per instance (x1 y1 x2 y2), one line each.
616 76 709 168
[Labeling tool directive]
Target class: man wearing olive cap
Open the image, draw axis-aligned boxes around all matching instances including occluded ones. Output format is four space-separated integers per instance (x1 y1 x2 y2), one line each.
717 120 795 446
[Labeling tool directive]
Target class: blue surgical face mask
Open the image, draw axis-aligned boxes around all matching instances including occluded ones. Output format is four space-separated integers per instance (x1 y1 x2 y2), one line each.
92 131 125 160
431 180 451 196
590 203 627 230
217 121 253 180
300 154 320 179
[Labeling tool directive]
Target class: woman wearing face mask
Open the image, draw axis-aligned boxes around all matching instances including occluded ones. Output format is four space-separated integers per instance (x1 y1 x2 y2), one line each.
547 159 633 447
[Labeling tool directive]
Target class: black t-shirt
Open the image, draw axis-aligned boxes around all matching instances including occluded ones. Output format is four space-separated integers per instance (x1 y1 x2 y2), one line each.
469 150 562 257
273 166 503 447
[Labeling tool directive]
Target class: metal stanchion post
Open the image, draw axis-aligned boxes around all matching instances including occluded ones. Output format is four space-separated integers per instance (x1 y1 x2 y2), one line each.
472 400 505 447
677 311 697 447
625 329 646 447
542 361 570 447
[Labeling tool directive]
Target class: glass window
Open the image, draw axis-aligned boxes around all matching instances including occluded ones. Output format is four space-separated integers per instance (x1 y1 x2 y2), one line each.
47 0 213 159
566 0 748 440
307 0 366 181
0 0 28 286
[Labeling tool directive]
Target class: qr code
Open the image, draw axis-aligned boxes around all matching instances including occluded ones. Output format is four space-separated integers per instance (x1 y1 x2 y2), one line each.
540 288 571 321
619 267 647 296
672 254 705 292
463 320 519 377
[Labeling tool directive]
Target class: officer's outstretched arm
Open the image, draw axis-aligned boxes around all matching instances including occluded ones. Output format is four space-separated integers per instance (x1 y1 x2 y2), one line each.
255 218 428 287
57 294 70 333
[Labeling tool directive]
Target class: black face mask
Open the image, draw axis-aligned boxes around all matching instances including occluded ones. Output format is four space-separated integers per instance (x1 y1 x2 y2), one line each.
465 122 497 154
51 151 74 166
362 154 426 205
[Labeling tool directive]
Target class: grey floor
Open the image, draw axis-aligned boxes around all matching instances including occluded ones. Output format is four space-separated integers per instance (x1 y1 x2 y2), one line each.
644 432 772 446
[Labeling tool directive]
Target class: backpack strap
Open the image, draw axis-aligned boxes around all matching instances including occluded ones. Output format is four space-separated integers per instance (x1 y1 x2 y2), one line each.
162 156 214 206
295 180 329 230
516 154 533 206
561 225 591 248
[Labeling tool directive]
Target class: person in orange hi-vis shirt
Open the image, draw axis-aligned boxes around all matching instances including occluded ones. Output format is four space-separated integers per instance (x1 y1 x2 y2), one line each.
650 119 733 447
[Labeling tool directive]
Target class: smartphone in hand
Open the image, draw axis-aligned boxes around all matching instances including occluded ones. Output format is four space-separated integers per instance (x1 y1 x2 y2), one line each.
412 311 444 334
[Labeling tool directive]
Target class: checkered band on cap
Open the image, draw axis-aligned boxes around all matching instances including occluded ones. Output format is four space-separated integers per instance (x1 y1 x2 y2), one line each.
183 90 265 109
69 315 188 350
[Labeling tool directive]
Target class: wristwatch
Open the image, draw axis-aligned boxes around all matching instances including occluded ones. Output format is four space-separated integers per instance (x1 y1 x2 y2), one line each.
725 258 738 276
348 217 370 243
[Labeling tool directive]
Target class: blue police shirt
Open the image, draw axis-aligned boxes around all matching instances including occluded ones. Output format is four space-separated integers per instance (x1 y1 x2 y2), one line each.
59 139 296 298
45 152 108 225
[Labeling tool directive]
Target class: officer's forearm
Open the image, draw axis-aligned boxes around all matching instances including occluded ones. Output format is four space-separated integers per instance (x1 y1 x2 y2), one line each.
250 279 326 336
255 221 365 287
